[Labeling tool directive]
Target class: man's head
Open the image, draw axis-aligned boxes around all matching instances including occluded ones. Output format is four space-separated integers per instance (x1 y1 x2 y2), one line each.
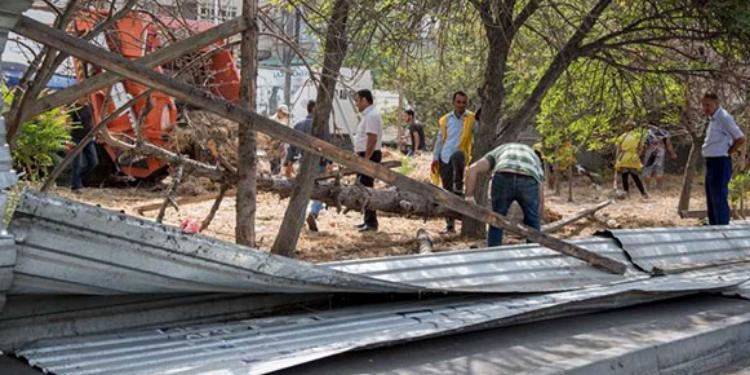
306 100 316 114
453 91 468 114
355 89 373 112
403 109 414 123
276 104 290 119
702 92 720 116
624 119 637 131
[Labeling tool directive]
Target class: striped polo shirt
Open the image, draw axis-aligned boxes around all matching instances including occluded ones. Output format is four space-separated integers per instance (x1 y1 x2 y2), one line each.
484 143 545 183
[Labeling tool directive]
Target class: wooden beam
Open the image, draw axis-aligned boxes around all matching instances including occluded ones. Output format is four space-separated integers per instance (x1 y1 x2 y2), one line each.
22 16 248 121
14 16 627 275
542 200 612 233
679 209 750 219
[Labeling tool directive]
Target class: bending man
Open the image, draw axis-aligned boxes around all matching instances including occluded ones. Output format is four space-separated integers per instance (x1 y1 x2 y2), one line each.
465 143 545 247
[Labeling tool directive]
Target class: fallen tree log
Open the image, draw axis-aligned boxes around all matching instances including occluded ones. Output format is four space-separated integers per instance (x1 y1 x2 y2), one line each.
258 177 461 219
315 160 401 181
542 200 612 233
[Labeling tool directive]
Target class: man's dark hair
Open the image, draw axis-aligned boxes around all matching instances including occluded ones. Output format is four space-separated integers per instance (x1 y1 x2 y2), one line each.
452 91 468 101
704 92 720 102
356 89 374 104
306 100 316 113
404 109 414 117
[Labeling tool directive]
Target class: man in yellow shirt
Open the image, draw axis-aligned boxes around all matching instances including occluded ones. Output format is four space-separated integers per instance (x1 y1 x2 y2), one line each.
615 120 649 198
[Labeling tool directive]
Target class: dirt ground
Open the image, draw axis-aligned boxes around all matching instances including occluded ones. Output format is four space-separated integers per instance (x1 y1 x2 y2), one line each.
49 150 706 263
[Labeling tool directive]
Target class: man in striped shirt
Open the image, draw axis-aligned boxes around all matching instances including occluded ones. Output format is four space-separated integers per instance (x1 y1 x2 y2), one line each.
465 143 545 247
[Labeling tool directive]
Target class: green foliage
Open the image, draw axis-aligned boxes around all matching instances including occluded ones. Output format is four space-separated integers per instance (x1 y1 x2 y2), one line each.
536 58 685 158
397 155 416 176
729 170 750 214
2 84 72 181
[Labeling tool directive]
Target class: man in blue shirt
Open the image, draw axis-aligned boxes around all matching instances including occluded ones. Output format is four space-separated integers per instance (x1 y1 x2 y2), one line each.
431 91 478 233
283 100 330 232
701 93 746 225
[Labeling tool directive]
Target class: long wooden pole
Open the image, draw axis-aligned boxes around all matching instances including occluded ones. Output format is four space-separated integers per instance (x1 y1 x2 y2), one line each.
14 16 627 274
235 0 258 246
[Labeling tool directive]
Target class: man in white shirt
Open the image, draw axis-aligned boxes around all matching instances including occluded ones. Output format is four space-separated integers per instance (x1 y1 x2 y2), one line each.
701 92 746 225
353 89 383 232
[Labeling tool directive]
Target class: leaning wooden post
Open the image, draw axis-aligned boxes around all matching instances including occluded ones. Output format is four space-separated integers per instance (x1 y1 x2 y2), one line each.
14 16 627 275
235 0 259 247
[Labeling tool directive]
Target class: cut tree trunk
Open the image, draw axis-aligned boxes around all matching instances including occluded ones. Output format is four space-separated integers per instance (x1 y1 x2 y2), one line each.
235 0 258 247
567 167 573 202
271 0 350 257
416 229 432 254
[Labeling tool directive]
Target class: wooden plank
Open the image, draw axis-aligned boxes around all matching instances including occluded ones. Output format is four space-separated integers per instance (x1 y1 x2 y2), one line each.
23 16 248 121
14 16 627 275
679 209 750 219
542 200 612 233
135 190 238 215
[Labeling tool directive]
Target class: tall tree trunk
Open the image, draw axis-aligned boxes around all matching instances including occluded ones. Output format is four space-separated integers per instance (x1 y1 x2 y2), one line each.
271 0 350 257
236 0 258 247
678 137 702 214
463 27 511 238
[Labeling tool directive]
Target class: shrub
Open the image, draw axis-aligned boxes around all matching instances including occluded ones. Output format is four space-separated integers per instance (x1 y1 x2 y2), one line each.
2 84 72 181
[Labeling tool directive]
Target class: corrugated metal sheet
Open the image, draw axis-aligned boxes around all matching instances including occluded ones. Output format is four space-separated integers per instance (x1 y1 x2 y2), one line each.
15 262 750 375
0 0 31 313
0 293 329 352
606 224 750 273
325 238 645 292
9 191 418 294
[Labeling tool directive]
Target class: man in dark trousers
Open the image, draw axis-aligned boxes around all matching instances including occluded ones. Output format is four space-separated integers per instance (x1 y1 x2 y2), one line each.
284 100 330 232
353 89 383 232
69 98 98 193
464 142 545 247
431 91 478 233
701 93 746 225
403 109 425 156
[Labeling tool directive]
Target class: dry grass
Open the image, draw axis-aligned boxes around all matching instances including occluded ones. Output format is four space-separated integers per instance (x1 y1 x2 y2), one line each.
50 152 706 263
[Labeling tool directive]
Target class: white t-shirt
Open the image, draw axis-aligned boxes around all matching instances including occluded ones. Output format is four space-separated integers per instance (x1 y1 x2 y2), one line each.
354 105 383 153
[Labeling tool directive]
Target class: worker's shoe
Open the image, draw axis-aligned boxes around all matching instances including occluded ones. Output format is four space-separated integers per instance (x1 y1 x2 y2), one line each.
306 213 319 232
354 223 367 229
358 224 377 233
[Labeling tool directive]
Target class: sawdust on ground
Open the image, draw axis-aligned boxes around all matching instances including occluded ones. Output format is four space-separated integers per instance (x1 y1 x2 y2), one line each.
50 150 706 263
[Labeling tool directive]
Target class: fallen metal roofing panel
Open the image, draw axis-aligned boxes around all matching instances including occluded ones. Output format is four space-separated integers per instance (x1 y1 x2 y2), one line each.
606 224 750 273
8 191 418 294
325 238 644 292
0 293 329 352
0 0 30 313
16 262 750 375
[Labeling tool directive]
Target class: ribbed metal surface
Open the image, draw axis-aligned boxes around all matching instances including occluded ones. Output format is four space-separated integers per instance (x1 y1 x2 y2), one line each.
16 262 750 375
607 224 750 273
325 238 644 292
0 293 328 352
0 0 31 313
8 191 417 294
